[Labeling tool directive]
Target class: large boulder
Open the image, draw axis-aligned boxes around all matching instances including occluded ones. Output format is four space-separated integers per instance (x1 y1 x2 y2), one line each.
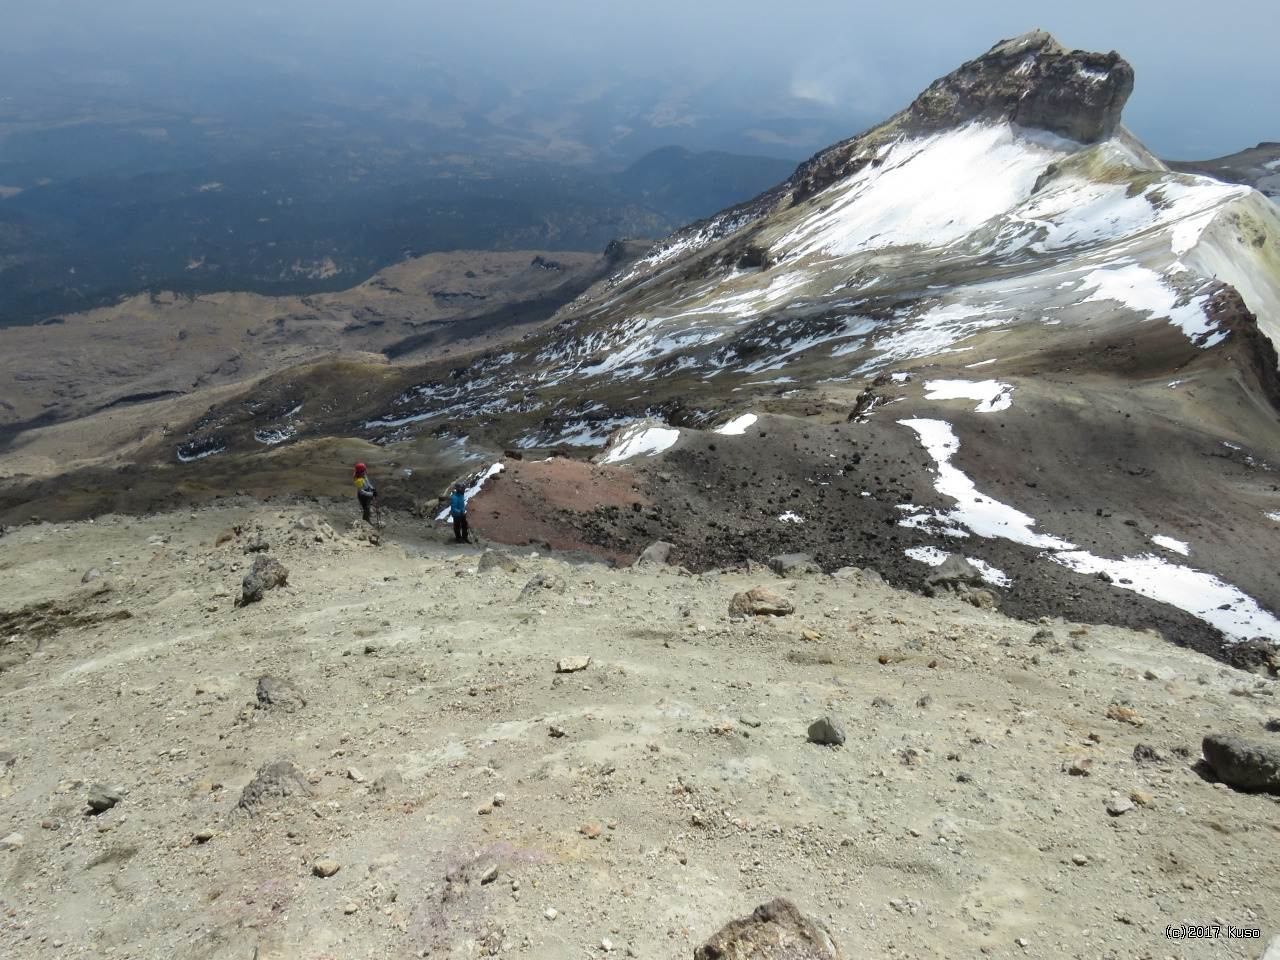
1201 734 1280 793
695 898 842 960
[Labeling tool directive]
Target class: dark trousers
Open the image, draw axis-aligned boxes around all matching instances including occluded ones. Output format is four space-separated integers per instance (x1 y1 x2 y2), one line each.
452 513 469 542
360 495 374 522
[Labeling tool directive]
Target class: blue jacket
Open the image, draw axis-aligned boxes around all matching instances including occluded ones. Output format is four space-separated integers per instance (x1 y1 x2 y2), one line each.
450 490 466 516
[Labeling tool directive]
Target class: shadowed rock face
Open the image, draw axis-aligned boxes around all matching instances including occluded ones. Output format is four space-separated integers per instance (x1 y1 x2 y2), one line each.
907 30 1134 144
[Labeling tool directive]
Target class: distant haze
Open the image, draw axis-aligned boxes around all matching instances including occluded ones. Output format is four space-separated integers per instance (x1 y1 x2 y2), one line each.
3 0 1275 161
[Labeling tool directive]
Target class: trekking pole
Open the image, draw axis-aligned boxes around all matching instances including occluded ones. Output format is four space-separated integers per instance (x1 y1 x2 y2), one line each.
375 496 383 530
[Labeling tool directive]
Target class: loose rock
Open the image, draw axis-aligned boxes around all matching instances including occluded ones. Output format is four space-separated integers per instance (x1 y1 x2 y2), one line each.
767 553 821 578
478 549 521 574
556 656 591 673
237 758 315 815
239 554 289 605
1201 734 1280 792
694 898 842 960
313 859 341 878
807 715 846 746
256 676 306 713
86 784 123 814
520 573 566 598
729 587 794 618
634 541 674 566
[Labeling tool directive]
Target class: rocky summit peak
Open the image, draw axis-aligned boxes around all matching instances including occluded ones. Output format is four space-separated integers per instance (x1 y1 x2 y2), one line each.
906 29 1134 143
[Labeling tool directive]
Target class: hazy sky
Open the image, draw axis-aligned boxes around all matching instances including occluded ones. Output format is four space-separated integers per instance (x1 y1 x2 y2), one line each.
4 0 1276 160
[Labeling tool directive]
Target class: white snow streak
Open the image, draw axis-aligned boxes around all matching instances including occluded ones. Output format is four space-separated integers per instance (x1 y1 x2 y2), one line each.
899 418 1280 642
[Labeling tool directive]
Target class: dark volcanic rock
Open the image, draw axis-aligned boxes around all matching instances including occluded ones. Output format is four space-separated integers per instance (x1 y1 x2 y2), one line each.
256 676 306 713
1201 734 1280 792
1226 636 1280 677
695 897 842 960
907 30 1133 143
237 758 314 814
240 554 289 605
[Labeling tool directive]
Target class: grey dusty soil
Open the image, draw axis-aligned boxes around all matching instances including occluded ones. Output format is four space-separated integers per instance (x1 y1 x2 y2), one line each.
1 498 1278 959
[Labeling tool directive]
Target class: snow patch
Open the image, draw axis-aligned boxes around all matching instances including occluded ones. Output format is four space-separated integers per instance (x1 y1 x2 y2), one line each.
904 546 1011 587
1078 263 1224 347
924 379 1013 412
716 413 758 435
598 421 680 464
778 511 805 523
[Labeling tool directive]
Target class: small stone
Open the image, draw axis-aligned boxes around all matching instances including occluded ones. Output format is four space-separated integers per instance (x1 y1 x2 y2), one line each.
313 859 341 878
80 567 102 584
545 908 558 921
344 902 359 914
1105 796 1135 816
479 864 499 885
0 833 24 851
193 828 216 843
1064 757 1093 776
556 656 591 673
1144 667 1177 682
1071 853 1089 866
581 823 601 839
739 715 762 728
86 784 123 814
347 767 365 783
491 792 505 807
601 938 614 952
1129 789 1153 806
548 724 567 738
801 629 822 641
477 804 493 816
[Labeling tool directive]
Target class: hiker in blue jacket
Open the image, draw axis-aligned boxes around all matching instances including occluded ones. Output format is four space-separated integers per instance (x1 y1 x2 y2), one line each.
450 482 471 543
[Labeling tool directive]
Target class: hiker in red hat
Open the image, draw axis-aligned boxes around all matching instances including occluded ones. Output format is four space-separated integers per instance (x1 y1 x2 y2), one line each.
352 462 379 524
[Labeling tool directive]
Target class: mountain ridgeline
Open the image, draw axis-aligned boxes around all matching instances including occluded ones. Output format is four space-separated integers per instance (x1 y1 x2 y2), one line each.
5 31 1280 663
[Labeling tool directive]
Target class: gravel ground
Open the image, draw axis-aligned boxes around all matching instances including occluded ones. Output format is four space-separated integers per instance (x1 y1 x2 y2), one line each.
1 499 1277 959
